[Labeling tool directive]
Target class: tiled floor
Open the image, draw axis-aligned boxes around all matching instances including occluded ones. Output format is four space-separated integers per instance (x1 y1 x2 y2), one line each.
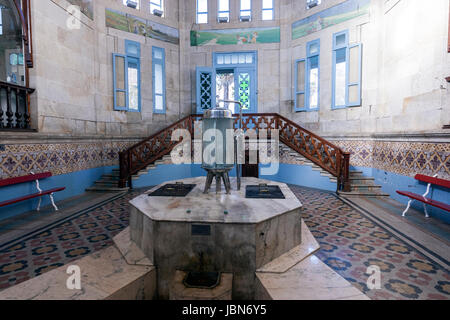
0 186 449 300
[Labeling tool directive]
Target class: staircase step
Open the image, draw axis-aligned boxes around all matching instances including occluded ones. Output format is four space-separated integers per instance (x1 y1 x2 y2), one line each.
94 181 119 187
349 177 375 184
86 186 129 192
102 174 120 179
338 190 390 198
350 184 382 192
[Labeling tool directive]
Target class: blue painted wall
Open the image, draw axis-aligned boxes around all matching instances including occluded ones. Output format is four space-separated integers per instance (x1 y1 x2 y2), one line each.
260 163 337 192
352 166 450 224
133 162 337 192
0 166 116 222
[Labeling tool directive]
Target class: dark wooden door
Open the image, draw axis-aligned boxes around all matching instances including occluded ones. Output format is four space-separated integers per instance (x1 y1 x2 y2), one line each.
241 150 259 178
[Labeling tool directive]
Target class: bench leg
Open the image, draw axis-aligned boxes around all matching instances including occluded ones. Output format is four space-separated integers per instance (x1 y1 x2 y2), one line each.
402 200 413 217
423 203 429 218
36 197 42 212
49 193 58 211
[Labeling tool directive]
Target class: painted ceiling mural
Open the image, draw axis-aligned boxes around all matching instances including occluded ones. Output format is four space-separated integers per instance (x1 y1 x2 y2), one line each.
105 8 179 45
66 0 94 20
292 0 371 40
190 27 280 46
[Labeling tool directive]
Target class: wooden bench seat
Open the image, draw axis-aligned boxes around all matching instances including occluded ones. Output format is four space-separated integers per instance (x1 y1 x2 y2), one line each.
396 174 450 217
0 172 65 212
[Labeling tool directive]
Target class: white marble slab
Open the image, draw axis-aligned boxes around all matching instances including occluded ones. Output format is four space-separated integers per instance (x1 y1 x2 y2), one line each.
113 227 153 266
129 177 302 224
256 255 370 300
257 220 320 273
0 246 156 300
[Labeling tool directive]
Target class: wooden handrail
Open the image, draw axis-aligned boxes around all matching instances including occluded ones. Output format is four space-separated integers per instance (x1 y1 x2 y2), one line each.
0 81 35 130
0 81 35 93
118 113 351 191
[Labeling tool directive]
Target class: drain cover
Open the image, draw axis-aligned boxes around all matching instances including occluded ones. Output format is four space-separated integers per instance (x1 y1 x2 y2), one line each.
148 183 196 197
183 271 221 289
245 184 285 199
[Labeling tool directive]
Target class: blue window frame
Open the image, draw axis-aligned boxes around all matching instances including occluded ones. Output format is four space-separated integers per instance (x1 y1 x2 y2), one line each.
213 51 257 114
196 67 216 114
218 0 230 21
294 39 320 112
150 0 164 16
113 40 141 112
0 7 3 35
332 30 362 109
262 0 274 20
306 39 320 111
197 0 208 24
240 0 251 20
294 59 305 111
152 46 166 114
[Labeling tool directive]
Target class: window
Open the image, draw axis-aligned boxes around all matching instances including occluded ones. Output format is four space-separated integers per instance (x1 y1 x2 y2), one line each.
240 0 251 21
294 39 320 111
262 0 274 20
332 30 362 109
0 7 3 35
150 0 164 16
197 0 208 24
218 0 230 21
306 39 320 110
123 0 140 10
113 40 141 112
152 46 166 114
306 0 321 9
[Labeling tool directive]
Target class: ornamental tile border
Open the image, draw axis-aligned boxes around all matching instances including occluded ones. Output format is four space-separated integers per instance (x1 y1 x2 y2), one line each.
0 141 139 179
0 140 449 180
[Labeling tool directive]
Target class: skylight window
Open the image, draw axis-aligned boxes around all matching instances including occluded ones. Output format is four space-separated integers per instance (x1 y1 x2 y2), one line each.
123 0 140 10
197 0 208 24
262 0 274 20
150 0 164 16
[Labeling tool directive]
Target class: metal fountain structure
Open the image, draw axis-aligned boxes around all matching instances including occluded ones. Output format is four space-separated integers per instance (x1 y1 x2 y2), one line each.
202 99 244 194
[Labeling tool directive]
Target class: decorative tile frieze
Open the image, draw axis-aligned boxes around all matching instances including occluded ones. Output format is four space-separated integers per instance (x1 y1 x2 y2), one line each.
0 141 139 179
331 140 450 179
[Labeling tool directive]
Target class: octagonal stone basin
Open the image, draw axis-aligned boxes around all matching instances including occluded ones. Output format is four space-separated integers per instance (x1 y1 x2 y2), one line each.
129 177 302 300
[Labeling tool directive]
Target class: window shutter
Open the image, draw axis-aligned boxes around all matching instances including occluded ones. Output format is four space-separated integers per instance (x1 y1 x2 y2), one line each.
347 43 362 107
196 67 216 114
294 59 306 111
113 53 128 111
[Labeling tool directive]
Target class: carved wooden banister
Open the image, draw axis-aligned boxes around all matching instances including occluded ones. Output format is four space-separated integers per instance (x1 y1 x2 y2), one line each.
0 81 35 130
119 113 350 191
118 115 193 188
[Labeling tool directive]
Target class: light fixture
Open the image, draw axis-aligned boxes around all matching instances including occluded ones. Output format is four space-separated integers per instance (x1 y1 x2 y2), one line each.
126 0 138 9
153 9 163 17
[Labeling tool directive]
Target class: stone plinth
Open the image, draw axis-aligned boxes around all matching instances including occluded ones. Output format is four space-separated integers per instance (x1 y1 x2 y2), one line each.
129 177 302 300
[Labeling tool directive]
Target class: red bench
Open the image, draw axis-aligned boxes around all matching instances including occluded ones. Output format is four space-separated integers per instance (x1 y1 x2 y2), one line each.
0 172 65 211
396 174 450 218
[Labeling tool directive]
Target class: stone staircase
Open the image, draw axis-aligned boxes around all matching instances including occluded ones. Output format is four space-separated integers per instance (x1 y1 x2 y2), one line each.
279 144 337 183
87 139 387 198
337 170 389 198
86 154 173 192
279 143 388 197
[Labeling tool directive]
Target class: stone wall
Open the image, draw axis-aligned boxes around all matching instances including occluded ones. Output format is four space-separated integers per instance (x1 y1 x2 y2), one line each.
28 0 183 138
1 0 448 182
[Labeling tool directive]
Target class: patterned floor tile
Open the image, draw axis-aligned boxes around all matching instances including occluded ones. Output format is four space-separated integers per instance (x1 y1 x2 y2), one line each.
0 186 448 300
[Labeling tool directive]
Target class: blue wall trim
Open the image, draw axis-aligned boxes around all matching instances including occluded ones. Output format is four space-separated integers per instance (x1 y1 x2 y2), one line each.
133 162 336 192
0 166 117 222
